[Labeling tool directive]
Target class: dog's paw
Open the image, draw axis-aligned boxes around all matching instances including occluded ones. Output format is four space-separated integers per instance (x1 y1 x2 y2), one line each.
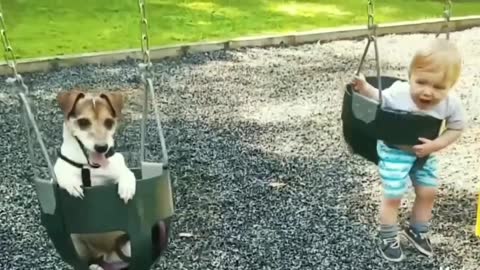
89 264 103 270
57 177 84 199
117 172 136 204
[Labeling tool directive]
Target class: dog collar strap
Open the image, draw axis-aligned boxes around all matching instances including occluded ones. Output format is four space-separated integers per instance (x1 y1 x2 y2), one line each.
57 144 116 189
105 147 116 158
56 149 93 187
57 149 84 169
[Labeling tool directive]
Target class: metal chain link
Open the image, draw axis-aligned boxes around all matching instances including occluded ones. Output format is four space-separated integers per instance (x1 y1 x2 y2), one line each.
0 11 19 78
367 0 376 32
137 0 169 166
444 0 452 22
436 0 452 39
138 0 151 68
356 0 382 99
444 0 452 39
0 6 56 182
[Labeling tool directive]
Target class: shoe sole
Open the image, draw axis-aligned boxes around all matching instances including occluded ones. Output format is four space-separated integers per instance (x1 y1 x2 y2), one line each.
376 245 405 262
401 231 433 257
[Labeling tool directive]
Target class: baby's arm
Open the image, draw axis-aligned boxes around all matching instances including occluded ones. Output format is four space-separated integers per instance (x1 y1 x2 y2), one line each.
432 129 462 151
432 96 466 151
351 74 380 101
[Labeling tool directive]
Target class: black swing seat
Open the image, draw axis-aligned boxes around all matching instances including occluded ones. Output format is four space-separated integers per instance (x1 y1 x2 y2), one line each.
33 162 174 270
341 75 444 164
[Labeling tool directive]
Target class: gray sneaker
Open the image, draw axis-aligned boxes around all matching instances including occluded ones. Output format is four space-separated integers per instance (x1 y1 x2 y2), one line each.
377 236 404 262
402 227 433 257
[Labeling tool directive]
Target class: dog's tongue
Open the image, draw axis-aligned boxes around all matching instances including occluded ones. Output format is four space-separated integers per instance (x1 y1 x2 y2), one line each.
90 152 109 167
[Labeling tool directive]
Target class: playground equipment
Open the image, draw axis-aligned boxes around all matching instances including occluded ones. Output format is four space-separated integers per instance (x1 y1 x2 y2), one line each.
341 0 451 164
0 0 174 269
340 0 480 239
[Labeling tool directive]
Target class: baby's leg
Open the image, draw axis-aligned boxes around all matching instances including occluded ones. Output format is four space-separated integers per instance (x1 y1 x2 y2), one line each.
376 141 415 261
404 155 439 256
411 167 437 232
377 141 415 224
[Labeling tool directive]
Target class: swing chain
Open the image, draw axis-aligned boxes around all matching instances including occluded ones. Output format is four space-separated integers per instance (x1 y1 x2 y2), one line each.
0 7 57 182
137 0 169 166
436 0 452 39
0 11 19 79
355 0 382 102
367 0 376 34
444 0 452 22
138 0 151 70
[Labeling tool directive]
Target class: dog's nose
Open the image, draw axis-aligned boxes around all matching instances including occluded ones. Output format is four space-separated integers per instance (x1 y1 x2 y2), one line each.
94 144 109 153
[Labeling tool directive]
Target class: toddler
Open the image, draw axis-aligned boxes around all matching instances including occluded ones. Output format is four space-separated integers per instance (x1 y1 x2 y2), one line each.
352 38 466 262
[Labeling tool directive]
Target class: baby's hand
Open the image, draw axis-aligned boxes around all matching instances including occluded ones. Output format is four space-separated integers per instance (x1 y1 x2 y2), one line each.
351 74 368 92
412 137 440 158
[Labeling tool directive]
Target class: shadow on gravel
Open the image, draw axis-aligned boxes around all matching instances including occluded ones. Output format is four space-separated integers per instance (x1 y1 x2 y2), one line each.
146 117 376 270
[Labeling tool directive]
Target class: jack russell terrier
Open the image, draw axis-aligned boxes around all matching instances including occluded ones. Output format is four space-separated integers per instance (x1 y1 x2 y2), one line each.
54 89 136 270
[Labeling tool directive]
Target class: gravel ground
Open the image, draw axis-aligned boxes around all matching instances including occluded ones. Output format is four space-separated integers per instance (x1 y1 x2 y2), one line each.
1 27 480 270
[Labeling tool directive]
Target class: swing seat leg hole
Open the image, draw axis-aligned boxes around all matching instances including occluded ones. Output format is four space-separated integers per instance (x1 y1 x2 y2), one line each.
70 231 131 270
151 220 169 257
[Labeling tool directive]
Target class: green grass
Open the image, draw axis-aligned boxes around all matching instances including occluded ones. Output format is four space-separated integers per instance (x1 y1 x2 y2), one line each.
1 0 480 59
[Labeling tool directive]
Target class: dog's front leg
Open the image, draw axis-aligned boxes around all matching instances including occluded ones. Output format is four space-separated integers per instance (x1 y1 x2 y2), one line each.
110 154 136 203
54 160 84 198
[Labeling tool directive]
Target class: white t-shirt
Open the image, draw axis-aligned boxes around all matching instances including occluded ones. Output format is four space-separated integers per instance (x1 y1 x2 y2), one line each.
381 80 466 130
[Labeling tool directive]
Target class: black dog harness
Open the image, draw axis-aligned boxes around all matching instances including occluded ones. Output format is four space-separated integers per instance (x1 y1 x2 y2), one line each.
57 137 115 187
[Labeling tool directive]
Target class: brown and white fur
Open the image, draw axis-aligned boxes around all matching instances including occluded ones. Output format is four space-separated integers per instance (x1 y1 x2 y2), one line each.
54 90 136 270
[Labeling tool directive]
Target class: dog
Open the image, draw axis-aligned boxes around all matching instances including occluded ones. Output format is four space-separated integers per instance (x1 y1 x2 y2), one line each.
53 89 136 270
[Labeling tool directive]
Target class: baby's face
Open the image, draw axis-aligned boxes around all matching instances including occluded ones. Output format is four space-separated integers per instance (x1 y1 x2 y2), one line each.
409 69 453 110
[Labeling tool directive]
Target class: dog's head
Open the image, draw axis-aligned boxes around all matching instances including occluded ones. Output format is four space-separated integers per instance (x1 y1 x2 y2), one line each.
57 89 123 158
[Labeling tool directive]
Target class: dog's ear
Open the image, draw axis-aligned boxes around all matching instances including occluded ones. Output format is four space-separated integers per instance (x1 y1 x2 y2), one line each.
100 92 123 118
57 89 85 118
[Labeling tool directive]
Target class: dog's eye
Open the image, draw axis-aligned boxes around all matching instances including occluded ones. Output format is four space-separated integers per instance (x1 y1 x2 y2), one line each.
104 118 115 130
77 118 91 129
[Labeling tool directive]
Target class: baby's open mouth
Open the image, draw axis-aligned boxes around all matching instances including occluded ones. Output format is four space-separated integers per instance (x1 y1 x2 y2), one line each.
418 97 432 106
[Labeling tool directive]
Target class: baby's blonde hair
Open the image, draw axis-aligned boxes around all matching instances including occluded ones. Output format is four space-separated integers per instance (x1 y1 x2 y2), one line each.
408 39 462 88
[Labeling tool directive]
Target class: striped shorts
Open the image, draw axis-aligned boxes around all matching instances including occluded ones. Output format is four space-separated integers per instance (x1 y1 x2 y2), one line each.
377 140 439 199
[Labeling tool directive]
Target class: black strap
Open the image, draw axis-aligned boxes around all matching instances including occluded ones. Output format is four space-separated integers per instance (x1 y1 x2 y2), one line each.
57 150 93 187
81 168 91 187
57 139 116 188
57 149 84 169
105 147 115 158
114 234 132 262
